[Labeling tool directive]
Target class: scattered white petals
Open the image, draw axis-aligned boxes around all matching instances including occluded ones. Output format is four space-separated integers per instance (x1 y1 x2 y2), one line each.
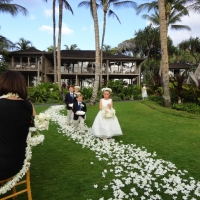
43 105 200 200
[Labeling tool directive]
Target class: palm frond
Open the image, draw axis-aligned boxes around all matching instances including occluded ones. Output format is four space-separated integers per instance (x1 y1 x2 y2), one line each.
141 13 159 26
63 0 73 14
113 1 137 9
108 9 121 24
0 1 28 16
171 24 191 31
78 0 101 18
78 1 91 9
188 0 200 13
136 1 158 15
0 35 14 49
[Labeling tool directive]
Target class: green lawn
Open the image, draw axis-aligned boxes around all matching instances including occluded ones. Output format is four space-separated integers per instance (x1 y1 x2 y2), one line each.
1 101 200 200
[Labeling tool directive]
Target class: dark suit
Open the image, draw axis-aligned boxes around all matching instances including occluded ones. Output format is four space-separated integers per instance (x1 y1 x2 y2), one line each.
64 92 75 110
72 101 87 120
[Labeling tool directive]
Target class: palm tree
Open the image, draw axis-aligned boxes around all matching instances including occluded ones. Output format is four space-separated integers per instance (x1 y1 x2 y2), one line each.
102 44 112 53
64 44 80 50
44 0 58 82
46 45 57 52
52 0 57 83
0 0 29 54
179 37 200 86
97 0 136 52
158 0 171 107
57 0 73 92
0 0 28 16
189 0 200 13
78 0 136 86
15 37 33 50
90 0 101 106
136 0 191 34
0 36 14 53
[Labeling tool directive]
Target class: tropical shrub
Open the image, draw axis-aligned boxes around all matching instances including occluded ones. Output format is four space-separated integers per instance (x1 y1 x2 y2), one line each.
80 87 93 100
170 82 200 104
106 80 141 100
148 95 163 105
28 82 62 103
106 80 124 95
172 103 200 114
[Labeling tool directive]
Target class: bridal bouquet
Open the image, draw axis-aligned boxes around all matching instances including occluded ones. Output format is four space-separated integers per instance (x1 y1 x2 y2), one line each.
28 113 51 146
102 107 116 119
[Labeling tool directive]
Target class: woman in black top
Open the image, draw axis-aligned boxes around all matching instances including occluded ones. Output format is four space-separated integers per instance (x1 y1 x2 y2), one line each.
0 70 36 180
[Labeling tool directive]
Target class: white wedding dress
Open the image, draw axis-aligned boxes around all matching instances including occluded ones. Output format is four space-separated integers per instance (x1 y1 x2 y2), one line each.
91 99 123 138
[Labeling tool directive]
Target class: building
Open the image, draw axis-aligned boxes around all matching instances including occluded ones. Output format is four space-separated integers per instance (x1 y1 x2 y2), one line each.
6 48 145 87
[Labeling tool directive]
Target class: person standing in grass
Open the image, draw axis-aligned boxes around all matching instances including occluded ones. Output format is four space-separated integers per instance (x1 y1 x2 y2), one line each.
65 85 75 126
91 88 122 140
72 94 87 134
142 84 148 100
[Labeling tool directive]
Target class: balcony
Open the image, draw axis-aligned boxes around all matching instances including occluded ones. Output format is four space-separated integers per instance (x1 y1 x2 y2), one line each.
7 62 41 71
47 67 139 75
7 62 139 76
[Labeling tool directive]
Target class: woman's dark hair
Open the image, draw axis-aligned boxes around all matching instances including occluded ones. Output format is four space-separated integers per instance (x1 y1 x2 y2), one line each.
0 70 28 99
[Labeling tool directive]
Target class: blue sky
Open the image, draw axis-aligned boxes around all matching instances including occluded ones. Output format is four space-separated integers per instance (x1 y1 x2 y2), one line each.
1 0 200 51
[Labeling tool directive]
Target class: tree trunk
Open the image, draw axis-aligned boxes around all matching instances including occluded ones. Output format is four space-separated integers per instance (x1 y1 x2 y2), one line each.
89 0 101 106
57 0 62 92
158 0 171 107
194 62 200 83
53 0 57 83
100 10 107 87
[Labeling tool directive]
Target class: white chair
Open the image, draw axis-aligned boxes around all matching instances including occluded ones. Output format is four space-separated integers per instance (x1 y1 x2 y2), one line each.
15 65 21 69
83 68 88 73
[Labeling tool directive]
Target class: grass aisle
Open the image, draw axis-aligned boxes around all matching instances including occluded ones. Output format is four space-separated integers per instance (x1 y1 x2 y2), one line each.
24 102 200 199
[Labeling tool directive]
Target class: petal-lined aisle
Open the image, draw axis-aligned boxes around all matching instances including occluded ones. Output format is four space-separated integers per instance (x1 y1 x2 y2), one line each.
44 105 200 200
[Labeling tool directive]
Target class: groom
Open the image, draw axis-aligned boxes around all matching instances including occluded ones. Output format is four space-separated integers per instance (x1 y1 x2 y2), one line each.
72 94 87 134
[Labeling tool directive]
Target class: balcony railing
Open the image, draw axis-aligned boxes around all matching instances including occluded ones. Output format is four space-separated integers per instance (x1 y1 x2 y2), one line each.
7 62 139 75
7 62 40 71
48 67 139 75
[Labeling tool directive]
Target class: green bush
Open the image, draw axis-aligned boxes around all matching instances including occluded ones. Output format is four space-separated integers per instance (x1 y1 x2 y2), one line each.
28 82 62 103
28 81 141 103
112 95 122 101
172 103 200 114
80 87 93 100
46 99 64 104
148 95 163 105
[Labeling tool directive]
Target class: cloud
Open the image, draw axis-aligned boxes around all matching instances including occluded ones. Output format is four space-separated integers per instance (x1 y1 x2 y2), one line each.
145 12 200 46
168 12 200 46
39 23 74 35
61 23 74 35
39 25 53 34
44 9 52 18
